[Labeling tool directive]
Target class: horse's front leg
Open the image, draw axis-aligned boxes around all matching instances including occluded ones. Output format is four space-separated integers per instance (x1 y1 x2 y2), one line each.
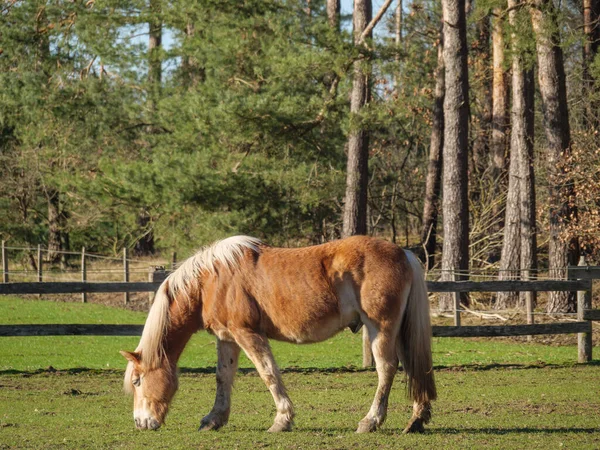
199 338 240 431
232 329 294 432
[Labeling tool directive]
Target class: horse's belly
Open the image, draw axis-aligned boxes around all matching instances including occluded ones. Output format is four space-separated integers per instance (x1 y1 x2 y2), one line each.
265 279 360 344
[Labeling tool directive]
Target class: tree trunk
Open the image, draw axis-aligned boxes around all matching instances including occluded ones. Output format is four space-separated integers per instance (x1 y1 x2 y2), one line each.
133 208 155 257
421 34 444 270
136 0 162 257
583 0 600 129
491 9 508 182
488 7 508 263
183 23 205 88
327 0 341 30
148 0 162 110
439 0 470 311
471 15 491 178
519 68 537 308
47 189 62 264
393 0 403 91
496 131 521 309
342 0 372 238
531 0 579 313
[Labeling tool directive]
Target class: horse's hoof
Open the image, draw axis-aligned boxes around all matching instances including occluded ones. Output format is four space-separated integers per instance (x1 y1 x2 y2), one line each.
198 416 224 431
268 421 292 432
356 418 377 433
402 417 425 434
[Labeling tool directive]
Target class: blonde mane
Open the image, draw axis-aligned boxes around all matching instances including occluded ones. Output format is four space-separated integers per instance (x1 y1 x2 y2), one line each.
133 236 263 372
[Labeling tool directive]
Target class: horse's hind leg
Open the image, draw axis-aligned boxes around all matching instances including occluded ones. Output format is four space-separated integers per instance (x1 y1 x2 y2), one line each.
357 327 398 433
403 401 432 434
232 329 294 432
199 339 240 431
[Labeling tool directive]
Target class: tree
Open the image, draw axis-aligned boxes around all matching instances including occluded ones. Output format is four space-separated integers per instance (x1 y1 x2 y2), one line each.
509 1 538 309
421 30 444 270
491 7 508 185
488 5 509 264
471 13 491 179
518 68 537 309
583 0 600 129
342 0 373 238
440 0 470 310
327 0 341 29
134 0 163 257
496 0 537 309
531 0 579 312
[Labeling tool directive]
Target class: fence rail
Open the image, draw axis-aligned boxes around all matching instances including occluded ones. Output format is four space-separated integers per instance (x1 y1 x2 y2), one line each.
0 281 161 295
0 322 591 338
0 279 590 295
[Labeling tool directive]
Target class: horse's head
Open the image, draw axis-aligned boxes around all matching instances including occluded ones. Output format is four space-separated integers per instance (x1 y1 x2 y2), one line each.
120 350 178 430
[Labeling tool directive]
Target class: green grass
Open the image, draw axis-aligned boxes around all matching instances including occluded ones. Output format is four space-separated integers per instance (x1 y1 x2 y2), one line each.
1 366 599 449
1 296 600 449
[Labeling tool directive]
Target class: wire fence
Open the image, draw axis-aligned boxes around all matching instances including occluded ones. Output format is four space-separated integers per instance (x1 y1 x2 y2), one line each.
1 244 154 264
0 242 172 285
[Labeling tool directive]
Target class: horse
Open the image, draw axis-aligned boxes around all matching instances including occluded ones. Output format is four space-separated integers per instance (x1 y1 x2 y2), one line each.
120 235 436 434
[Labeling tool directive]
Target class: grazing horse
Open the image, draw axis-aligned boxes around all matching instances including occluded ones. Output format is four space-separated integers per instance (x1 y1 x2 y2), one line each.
121 235 436 433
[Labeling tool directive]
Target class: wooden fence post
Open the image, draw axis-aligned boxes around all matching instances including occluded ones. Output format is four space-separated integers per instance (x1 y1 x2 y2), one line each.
2 240 8 283
81 247 87 303
453 291 461 327
123 248 130 305
171 252 177 271
37 245 42 299
148 266 167 308
576 256 592 363
37 245 43 283
453 271 461 327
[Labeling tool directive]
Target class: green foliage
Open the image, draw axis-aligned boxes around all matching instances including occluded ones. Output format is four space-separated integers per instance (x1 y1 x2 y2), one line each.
0 0 443 255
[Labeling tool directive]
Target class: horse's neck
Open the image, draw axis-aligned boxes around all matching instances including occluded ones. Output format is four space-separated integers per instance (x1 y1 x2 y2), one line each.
163 293 202 366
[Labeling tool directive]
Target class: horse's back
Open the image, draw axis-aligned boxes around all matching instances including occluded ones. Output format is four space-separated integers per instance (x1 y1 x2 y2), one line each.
244 236 412 343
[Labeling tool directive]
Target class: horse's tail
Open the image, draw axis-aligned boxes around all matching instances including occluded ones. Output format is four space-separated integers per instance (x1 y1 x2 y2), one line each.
397 250 437 404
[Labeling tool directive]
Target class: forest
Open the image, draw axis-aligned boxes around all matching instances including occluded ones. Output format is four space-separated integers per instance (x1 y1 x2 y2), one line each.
1 0 599 313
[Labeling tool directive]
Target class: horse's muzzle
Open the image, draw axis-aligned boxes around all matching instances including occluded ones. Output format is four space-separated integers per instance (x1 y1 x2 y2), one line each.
135 417 161 430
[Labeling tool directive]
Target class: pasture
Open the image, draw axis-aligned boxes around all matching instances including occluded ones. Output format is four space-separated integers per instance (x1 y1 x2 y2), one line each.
1 297 599 449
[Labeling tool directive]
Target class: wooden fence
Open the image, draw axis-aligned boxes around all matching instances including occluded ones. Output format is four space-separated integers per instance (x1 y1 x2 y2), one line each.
1 265 599 363
0 241 177 304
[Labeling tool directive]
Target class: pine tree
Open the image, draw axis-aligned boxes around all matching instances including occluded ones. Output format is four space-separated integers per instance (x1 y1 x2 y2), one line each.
440 0 470 310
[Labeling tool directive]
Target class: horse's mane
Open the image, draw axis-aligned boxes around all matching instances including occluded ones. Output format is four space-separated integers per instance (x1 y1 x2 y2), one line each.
135 236 263 371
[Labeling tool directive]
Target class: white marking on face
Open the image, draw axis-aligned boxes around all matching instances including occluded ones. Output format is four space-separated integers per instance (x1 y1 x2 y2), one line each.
134 400 159 430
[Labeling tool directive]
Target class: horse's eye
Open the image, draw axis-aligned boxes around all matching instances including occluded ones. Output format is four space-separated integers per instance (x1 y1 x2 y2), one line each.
132 377 141 387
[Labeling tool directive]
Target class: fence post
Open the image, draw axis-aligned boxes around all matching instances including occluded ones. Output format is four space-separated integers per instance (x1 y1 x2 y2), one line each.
123 248 129 305
453 271 461 327
37 245 43 299
576 256 592 363
453 291 461 327
37 245 43 282
171 252 177 271
2 240 8 283
81 247 87 303
148 266 167 308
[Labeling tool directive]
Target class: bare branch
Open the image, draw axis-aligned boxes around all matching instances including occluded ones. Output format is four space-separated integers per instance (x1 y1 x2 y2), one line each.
358 0 395 45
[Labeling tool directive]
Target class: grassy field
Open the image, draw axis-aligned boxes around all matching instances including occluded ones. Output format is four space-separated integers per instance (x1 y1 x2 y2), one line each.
1 297 599 449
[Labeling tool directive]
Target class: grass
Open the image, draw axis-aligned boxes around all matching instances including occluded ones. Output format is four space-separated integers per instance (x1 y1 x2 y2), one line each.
1 296 600 449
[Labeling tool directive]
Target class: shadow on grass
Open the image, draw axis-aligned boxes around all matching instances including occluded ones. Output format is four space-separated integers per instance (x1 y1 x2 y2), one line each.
432 426 600 435
228 426 600 435
1 360 599 377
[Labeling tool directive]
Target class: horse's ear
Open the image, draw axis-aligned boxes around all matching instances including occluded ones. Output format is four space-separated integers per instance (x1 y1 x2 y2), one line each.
119 350 141 365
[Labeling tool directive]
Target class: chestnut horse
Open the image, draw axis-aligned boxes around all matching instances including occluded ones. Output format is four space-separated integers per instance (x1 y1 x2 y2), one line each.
121 235 436 433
